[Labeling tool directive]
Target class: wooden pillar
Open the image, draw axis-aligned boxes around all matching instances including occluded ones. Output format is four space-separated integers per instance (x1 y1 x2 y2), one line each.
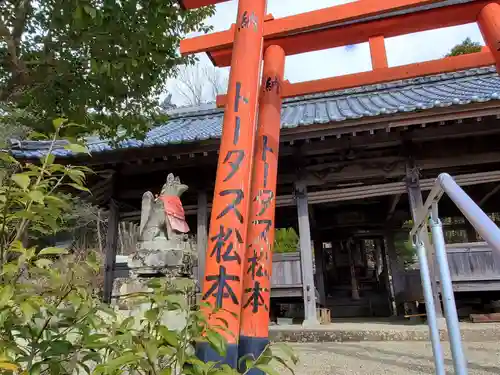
360 240 370 278
239 45 286 367
406 163 443 317
478 3 500 72
197 190 208 289
295 181 319 326
198 0 266 367
103 199 119 304
464 219 477 242
347 239 360 300
369 35 388 70
314 239 327 306
380 235 398 316
374 239 382 285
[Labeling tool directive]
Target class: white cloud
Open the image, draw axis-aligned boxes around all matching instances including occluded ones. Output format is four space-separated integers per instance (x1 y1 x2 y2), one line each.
166 0 486 105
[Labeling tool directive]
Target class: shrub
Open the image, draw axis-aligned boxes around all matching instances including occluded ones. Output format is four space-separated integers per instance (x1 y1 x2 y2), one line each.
273 228 299 254
0 120 297 374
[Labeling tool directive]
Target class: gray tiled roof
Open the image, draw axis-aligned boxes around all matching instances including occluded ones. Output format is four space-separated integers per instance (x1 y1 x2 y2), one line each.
10 66 500 159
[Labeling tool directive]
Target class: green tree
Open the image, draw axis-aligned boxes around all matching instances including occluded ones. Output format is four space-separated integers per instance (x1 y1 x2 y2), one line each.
0 0 214 140
445 37 482 57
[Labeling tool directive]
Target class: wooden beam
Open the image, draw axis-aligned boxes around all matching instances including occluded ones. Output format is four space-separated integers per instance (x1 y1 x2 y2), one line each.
347 239 361 300
313 240 327 307
117 147 500 199
479 184 500 207
294 181 319 326
181 1 493 64
387 194 402 221
216 51 495 105
369 36 388 70
385 230 404 314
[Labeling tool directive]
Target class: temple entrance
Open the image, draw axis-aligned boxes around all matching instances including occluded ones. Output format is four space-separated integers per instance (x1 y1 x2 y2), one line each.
321 238 392 318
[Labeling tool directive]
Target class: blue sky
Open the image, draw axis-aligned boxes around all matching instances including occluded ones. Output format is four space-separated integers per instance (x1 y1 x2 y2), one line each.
166 0 485 106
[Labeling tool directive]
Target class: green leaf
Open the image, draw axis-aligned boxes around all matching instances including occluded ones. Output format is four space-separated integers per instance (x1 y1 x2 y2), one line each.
35 258 53 268
28 190 45 204
52 118 67 130
272 355 296 374
73 6 83 21
274 343 298 363
11 173 30 190
120 316 135 330
64 143 89 155
159 327 178 347
85 251 100 272
0 285 13 307
206 331 226 356
67 183 90 193
20 301 37 321
255 364 280 375
1 263 20 276
83 5 96 19
144 307 159 322
0 152 18 165
145 341 158 363
30 362 42 375
67 168 85 183
29 132 49 140
46 340 73 356
44 153 55 165
105 353 141 370
38 247 68 256
160 369 172 375
83 334 108 349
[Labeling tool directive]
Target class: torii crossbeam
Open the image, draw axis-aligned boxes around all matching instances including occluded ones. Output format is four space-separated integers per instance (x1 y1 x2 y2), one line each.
181 0 498 66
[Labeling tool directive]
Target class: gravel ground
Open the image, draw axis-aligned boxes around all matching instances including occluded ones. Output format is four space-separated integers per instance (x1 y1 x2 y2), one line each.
278 341 500 374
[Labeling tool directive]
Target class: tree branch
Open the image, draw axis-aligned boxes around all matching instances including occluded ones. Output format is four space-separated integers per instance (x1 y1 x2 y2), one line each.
12 0 31 47
0 21 19 68
0 1 32 101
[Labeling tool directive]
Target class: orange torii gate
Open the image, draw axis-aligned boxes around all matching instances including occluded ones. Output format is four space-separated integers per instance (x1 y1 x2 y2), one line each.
180 0 500 371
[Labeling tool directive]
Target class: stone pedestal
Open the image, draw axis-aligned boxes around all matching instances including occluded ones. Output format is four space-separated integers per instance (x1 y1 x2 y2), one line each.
112 238 198 333
127 238 196 277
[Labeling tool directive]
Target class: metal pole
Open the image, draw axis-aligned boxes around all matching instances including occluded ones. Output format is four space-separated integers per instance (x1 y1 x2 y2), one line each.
414 237 446 375
438 173 500 254
429 213 468 375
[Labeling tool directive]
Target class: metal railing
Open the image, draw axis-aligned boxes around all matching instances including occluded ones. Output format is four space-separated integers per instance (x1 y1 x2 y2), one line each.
410 173 500 375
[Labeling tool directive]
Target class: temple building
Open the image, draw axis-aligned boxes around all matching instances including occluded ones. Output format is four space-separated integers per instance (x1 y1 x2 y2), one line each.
12 65 500 322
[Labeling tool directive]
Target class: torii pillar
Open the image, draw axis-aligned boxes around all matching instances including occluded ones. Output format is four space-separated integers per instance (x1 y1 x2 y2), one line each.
478 3 500 72
239 45 286 374
197 0 267 367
